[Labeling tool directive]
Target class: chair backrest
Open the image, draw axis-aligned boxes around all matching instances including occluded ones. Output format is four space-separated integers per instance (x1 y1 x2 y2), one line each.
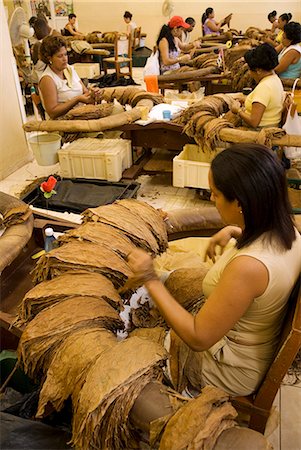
253 274 301 410
114 33 132 60
133 27 141 48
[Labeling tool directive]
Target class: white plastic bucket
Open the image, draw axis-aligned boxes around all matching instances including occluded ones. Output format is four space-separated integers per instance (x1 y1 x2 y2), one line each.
29 133 61 166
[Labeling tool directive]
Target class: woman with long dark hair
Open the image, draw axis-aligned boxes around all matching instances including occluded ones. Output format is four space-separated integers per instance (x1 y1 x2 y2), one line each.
156 16 198 74
202 7 232 36
127 143 301 397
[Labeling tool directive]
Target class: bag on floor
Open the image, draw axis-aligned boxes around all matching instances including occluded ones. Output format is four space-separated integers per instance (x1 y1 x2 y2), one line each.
143 50 160 77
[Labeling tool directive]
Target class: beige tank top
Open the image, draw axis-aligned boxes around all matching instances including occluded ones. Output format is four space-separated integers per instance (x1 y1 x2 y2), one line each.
203 230 301 347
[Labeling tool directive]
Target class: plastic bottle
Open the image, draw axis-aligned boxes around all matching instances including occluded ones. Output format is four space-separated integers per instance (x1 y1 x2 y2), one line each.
44 227 57 252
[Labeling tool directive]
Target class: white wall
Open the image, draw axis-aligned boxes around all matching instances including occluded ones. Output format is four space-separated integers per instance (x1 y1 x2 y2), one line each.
0 0 31 180
72 0 301 48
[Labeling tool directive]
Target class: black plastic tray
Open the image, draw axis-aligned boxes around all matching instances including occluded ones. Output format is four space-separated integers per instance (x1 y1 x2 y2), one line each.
21 177 140 214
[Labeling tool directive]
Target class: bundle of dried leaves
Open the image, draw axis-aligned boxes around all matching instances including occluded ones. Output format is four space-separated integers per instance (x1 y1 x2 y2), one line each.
116 199 168 252
57 222 136 258
15 271 122 327
31 240 133 288
159 385 237 450
58 103 114 120
72 336 167 450
0 192 32 227
18 296 123 379
164 266 209 311
37 327 117 417
82 203 161 254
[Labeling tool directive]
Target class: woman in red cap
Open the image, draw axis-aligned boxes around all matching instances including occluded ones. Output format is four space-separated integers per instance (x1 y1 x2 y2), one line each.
156 15 198 74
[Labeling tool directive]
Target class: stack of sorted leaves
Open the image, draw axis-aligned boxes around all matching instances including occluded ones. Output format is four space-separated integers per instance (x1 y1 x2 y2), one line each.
245 26 270 41
58 222 136 258
173 94 238 152
72 336 167 450
102 32 117 43
157 386 238 450
224 45 252 69
82 201 167 254
15 271 122 327
31 240 133 287
96 86 163 107
0 192 32 227
85 31 102 43
18 296 123 380
116 199 168 252
164 266 209 312
36 327 117 417
58 103 114 120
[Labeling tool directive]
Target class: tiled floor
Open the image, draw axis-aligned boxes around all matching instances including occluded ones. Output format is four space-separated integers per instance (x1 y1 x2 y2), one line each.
1 67 300 450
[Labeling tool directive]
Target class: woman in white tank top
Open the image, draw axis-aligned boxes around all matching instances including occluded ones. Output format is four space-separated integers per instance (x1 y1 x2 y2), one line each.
38 35 98 119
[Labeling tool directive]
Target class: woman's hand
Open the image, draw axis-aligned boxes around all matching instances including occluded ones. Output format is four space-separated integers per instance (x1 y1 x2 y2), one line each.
90 87 103 103
78 92 94 104
230 100 242 114
179 54 191 64
205 226 242 262
127 248 158 284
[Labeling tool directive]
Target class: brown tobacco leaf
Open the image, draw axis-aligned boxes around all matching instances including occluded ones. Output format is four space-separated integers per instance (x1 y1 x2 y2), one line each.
18 296 123 379
159 385 237 450
15 271 123 326
37 327 117 417
164 266 209 311
72 336 167 450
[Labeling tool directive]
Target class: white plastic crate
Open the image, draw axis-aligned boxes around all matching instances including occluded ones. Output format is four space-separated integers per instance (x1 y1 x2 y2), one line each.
173 144 215 189
58 138 132 182
73 63 100 79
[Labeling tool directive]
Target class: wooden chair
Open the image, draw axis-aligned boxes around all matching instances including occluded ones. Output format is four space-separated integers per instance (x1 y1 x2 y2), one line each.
102 32 132 79
231 274 301 433
133 27 141 49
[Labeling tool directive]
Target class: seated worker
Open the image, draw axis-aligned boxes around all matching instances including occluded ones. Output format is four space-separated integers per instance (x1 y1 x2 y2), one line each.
38 35 99 119
231 43 284 129
202 7 232 36
267 10 279 34
275 22 301 79
127 143 301 397
181 17 195 43
275 12 293 46
157 16 199 74
63 13 84 37
123 10 137 39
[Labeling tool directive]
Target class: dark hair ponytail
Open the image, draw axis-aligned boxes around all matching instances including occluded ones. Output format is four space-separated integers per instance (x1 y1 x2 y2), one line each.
267 10 277 21
202 7 213 24
279 13 292 23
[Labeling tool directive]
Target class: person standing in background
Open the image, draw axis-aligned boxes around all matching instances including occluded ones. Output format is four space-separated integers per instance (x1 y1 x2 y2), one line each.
123 11 137 39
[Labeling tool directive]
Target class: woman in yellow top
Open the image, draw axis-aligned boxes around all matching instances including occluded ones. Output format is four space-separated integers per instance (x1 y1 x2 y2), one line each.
275 12 292 45
231 43 284 129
